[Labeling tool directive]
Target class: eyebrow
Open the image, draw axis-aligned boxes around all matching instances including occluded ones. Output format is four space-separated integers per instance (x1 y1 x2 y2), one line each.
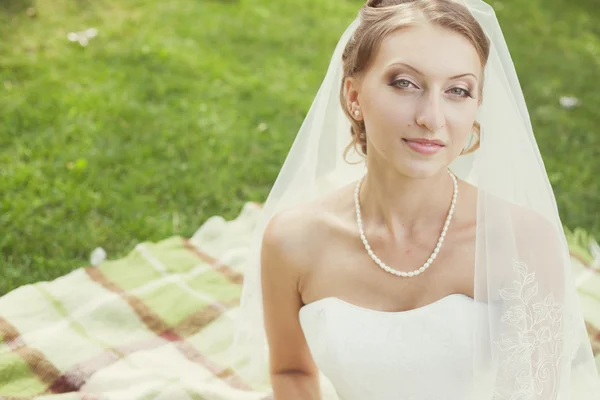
388 62 478 81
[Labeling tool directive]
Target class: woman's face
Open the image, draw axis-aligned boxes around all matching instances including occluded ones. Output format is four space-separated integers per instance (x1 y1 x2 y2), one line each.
347 23 482 178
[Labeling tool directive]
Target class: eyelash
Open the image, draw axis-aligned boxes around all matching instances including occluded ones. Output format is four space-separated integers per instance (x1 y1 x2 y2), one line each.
390 79 474 99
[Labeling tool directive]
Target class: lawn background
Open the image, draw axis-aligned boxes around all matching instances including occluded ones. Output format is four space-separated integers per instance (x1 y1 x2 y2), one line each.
1 0 599 295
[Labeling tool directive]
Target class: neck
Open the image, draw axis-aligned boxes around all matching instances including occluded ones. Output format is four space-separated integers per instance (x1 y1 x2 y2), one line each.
358 163 456 242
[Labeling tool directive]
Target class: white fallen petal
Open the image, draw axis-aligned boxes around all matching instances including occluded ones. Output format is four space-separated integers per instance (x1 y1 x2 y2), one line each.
85 28 98 38
559 96 580 109
90 247 107 266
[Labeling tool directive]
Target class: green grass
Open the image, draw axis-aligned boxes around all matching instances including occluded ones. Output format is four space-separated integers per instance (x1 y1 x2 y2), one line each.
1 0 599 295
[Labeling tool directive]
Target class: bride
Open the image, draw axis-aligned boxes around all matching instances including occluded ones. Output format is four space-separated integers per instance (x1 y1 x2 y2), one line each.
231 0 600 399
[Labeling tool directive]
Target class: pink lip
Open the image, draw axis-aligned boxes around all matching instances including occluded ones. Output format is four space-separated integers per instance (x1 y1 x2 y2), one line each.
402 138 445 155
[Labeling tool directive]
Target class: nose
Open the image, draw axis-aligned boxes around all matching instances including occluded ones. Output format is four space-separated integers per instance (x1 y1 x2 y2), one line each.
415 92 445 132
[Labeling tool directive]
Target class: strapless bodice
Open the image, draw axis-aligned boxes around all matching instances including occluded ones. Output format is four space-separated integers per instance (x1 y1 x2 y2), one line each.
299 294 474 400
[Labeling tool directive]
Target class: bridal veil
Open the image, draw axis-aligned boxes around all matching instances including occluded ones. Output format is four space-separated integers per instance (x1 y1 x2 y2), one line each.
231 0 600 397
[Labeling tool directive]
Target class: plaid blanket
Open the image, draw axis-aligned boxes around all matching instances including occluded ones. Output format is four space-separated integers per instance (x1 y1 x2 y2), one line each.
0 202 598 399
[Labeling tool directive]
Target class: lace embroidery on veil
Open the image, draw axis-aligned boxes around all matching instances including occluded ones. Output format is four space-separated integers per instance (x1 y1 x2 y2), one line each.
493 260 580 399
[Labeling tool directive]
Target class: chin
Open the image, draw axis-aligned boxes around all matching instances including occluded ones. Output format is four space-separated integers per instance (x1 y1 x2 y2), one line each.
396 160 450 180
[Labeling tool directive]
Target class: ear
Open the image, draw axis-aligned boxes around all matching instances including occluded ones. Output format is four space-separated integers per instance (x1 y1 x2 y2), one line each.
344 76 361 111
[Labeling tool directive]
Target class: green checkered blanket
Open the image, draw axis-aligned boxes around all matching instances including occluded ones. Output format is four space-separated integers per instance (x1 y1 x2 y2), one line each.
0 202 598 399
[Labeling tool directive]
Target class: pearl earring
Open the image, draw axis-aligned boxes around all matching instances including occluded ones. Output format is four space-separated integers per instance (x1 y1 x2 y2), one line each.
353 109 360 117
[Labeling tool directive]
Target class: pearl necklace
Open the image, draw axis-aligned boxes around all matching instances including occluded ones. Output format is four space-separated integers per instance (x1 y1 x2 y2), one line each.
354 170 458 278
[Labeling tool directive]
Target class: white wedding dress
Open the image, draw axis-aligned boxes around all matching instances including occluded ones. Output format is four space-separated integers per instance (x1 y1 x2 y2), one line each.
299 293 475 400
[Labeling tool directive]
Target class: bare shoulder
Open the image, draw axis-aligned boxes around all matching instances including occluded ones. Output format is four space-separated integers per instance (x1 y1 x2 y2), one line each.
460 180 555 234
482 189 558 233
261 183 355 273
481 190 565 276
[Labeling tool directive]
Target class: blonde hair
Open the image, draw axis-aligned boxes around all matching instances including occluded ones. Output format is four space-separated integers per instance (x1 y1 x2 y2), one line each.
341 0 490 160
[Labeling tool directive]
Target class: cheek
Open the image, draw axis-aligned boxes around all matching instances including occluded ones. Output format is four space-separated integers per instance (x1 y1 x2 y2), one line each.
446 105 478 144
362 91 414 138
